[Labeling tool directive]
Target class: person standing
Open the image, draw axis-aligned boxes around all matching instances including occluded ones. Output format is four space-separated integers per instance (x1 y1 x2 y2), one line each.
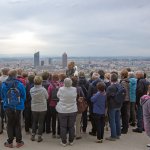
120 69 130 134
91 82 106 143
133 71 148 133
1 69 26 148
106 73 122 141
140 86 150 148
128 72 137 127
56 78 77 147
30 76 48 142
0 68 9 134
48 74 61 138
24 74 35 134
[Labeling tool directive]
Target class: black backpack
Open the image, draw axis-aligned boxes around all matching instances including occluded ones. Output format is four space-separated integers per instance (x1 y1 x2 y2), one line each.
114 84 126 105
51 83 59 101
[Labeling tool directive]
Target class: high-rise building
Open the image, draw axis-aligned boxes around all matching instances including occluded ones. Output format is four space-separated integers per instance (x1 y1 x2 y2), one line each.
34 51 40 67
48 58 52 65
62 52 67 68
41 60 44 66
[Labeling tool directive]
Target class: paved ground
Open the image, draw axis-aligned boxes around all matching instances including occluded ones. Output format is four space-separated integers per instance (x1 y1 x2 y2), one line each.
0 125 150 150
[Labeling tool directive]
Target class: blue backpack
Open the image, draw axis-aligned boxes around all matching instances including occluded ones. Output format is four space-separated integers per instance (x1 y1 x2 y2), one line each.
6 82 21 109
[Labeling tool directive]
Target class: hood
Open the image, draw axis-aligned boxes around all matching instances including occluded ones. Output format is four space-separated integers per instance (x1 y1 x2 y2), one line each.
92 78 102 86
42 80 50 85
5 77 18 88
140 95 150 105
31 85 44 96
129 78 137 85
78 77 87 85
121 78 130 83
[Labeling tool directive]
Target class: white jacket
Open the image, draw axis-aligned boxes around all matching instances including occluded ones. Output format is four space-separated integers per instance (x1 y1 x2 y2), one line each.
56 86 77 113
30 85 48 112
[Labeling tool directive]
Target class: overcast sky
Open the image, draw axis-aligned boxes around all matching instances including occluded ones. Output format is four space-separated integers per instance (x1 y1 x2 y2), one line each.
0 0 150 57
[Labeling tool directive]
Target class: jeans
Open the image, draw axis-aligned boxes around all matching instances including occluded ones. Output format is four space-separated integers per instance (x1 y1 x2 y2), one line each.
94 113 105 140
136 105 143 131
32 111 46 136
58 112 76 144
109 108 121 138
5 109 22 144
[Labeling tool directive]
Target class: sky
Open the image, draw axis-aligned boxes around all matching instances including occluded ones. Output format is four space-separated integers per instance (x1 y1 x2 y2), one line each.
0 0 150 57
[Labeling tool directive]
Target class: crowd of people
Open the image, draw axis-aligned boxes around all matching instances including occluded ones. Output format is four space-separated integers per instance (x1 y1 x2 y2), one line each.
0 62 150 148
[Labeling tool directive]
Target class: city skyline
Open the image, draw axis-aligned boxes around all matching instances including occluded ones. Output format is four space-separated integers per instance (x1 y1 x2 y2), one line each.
0 0 150 57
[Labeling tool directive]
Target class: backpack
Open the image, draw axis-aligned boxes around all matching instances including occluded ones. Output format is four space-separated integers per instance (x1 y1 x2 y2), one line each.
77 97 88 113
6 82 21 109
114 84 126 105
51 83 59 101
77 87 88 113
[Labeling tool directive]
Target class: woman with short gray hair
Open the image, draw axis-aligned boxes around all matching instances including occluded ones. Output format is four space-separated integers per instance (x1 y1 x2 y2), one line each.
30 76 48 142
56 78 77 147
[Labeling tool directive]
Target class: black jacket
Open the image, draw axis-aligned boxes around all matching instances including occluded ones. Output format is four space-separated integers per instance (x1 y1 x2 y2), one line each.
136 78 148 105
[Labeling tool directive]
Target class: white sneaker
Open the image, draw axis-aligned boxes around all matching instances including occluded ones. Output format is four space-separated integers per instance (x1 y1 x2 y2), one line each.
60 142 67 147
69 142 74 146
147 144 150 147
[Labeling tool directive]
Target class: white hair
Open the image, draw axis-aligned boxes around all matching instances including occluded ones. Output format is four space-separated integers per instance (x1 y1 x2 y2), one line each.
128 72 135 78
64 78 72 87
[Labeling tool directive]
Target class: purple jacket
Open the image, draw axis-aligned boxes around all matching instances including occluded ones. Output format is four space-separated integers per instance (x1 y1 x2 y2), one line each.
140 95 150 137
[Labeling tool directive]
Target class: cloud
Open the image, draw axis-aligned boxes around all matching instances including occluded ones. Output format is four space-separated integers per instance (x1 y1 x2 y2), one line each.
0 0 150 56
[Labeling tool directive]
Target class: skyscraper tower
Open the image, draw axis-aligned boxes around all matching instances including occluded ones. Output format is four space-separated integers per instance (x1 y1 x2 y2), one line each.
48 58 52 65
34 51 40 67
62 52 67 68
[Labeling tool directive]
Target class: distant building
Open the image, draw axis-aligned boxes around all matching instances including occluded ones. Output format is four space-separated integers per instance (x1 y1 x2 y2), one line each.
62 52 67 68
41 60 44 66
34 51 40 67
48 58 52 65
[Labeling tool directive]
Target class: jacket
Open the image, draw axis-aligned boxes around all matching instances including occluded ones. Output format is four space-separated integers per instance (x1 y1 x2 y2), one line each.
48 81 61 107
136 78 148 105
120 78 130 102
56 86 77 113
91 91 106 115
87 78 103 101
25 82 34 108
17 76 27 87
129 78 137 102
78 77 89 99
42 80 50 91
140 95 150 137
30 85 48 112
1 77 26 110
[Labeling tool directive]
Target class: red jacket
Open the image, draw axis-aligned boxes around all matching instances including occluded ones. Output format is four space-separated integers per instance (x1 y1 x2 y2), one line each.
48 81 61 107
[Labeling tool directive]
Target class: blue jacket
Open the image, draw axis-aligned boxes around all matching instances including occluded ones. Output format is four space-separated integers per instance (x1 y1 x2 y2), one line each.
91 91 106 115
129 77 137 102
1 77 26 110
